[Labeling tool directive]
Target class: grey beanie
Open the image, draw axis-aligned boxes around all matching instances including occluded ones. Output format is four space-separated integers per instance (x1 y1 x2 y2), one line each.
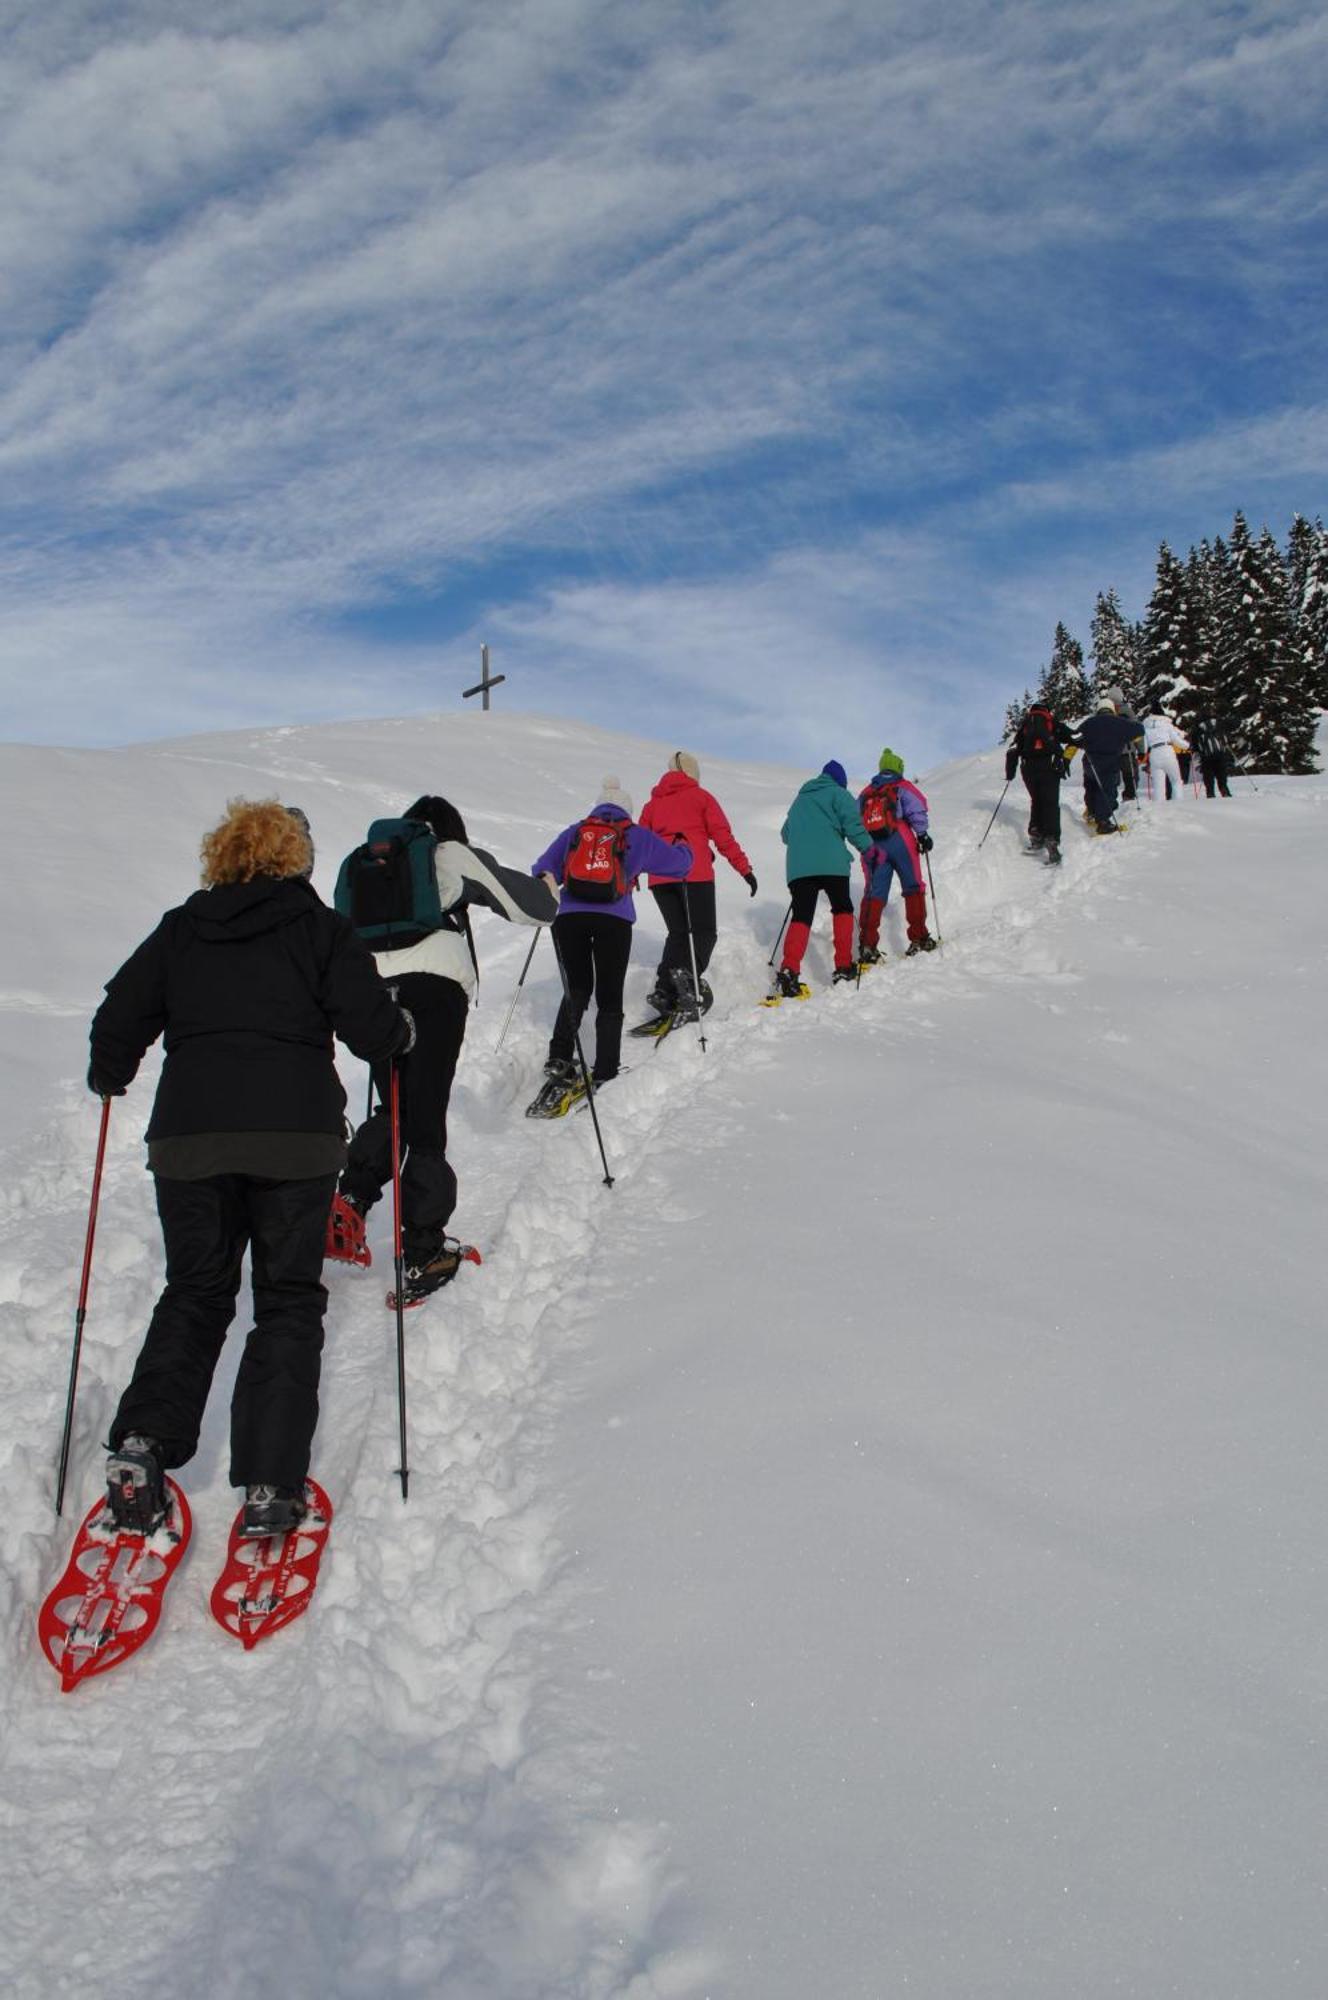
598 775 634 816
670 750 701 781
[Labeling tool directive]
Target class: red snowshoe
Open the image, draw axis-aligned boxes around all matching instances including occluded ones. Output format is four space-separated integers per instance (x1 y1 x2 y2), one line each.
325 1192 371 1267
38 1480 192 1692
210 1479 333 1650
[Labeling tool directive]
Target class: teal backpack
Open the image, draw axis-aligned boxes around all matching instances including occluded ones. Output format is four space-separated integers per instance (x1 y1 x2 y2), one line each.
334 818 450 949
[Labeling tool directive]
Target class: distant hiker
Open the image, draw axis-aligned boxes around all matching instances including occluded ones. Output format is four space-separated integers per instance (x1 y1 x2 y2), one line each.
89 798 412 1539
1005 702 1076 864
637 749 755 1022
1142 704 1189 803
773 761 873 997
330 795 556 1301
1074 700 1146 834
528 777 692 1113
1105 686 1141 801
856 749 937 954
1192 713 1233 798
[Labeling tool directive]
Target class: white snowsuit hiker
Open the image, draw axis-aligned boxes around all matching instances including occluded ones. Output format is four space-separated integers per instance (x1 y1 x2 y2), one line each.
1143 712 1188 803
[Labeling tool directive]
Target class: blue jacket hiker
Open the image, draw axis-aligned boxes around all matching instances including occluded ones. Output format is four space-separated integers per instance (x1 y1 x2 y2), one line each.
856 749 936 958
529 778 692 1106
774 762 873 996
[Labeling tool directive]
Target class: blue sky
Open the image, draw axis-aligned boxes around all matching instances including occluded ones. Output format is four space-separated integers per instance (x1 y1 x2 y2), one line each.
2 0 1326 772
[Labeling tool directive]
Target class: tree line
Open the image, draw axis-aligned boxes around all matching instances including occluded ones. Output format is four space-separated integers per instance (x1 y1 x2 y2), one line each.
1005 511 1327 773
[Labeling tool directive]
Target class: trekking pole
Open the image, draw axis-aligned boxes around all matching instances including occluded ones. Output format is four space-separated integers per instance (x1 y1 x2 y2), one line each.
766 901 792 967
977 777 1013 849
55 1096 113 1516
681 885 708 1054
495 929 542 1053
924 851 943 950
552 936 614 1189
388 1057 409 1500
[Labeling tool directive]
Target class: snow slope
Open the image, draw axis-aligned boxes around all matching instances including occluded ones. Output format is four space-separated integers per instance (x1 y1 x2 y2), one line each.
1 713 1324 1999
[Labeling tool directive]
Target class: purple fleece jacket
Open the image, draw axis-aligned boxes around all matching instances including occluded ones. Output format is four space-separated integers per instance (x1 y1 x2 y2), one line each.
532 804 692 921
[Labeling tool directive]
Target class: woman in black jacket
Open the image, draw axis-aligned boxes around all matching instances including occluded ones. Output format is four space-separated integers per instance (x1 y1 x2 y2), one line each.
89 798 410 1537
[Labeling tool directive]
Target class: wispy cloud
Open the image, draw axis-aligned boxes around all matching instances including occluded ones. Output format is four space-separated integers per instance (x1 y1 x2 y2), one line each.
1 0 1325 756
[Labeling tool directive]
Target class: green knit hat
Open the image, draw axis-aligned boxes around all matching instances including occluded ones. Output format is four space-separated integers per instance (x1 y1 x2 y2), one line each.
878 748 904 775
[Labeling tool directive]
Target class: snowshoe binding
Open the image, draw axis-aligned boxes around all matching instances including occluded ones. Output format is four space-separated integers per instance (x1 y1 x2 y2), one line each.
904 934 938 957
38 1468 191 1691
211 1478 333 1651
763 968 811 1006
105 1435 169 1534
831 965 859 986
387 1238 483 1310
525 1059 586 1119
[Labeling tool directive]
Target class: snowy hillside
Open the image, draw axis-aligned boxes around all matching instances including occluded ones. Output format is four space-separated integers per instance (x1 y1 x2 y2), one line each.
1 712 1325 2000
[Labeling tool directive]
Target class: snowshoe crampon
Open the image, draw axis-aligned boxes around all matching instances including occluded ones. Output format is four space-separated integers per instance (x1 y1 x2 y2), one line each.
210 1479 333 1651
525 1076 587 1119
38 1480 192 1692
628 1012 678 1041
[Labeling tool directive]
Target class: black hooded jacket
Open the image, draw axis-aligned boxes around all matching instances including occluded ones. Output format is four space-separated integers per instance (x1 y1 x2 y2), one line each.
90 876 405 1141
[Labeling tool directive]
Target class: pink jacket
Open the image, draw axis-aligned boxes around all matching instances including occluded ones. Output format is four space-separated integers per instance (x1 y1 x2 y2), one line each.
638 771 752 887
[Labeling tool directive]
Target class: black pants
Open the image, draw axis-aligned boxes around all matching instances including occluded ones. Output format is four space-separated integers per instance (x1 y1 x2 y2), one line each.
110 1170 338 1490
550 912 633 1080
1082 752 1121 827
789 874 854 923
651 881 717 985
1120 754 1138 801
342 971 468 1260
1020 764 1062 842
1201 756 1231 798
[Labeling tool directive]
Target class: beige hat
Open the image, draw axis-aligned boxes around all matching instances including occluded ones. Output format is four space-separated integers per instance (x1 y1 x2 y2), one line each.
597 775 634 815
670 750 701 781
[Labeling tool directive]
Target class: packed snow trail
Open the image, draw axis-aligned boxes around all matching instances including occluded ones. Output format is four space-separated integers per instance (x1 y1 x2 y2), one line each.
1 714 1324 1998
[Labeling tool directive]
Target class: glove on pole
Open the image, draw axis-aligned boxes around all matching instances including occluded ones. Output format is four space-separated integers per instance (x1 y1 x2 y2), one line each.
55 1096 113 1516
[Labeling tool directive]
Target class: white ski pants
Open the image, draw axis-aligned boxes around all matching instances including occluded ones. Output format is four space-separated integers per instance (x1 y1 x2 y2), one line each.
1148 745 1183 801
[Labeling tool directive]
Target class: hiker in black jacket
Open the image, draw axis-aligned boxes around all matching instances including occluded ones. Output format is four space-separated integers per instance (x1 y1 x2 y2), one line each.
1005 703 1077 863
89 798 411 1539
1192 713 1233 798
1074 702 1147 833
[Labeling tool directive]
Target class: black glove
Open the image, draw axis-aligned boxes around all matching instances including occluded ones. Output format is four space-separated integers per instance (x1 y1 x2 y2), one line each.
393 1005 417 1056
916 832 933 853
87 1066 126 1098
743 871 758 897
671 831 688 846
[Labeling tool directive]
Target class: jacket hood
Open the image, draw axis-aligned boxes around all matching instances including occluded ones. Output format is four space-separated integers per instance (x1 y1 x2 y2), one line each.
799 772 843 798
183 875 320 943
588 801 632 822
649 771 699 800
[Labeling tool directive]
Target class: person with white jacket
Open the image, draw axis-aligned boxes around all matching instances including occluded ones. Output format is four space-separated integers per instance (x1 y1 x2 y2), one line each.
329 794 556 1301
1143 705 1189 803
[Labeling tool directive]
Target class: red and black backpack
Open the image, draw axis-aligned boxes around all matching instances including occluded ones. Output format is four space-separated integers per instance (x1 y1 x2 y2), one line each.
563 815 632 901
861 776 902 836
1023 706 1059 759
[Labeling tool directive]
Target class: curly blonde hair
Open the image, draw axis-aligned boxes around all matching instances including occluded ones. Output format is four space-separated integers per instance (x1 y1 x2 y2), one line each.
200 798 314 886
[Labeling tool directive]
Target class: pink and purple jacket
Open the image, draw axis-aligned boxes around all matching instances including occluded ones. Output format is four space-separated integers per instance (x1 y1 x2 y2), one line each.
857 775 929 898
638 771 752 887
531 805 692 922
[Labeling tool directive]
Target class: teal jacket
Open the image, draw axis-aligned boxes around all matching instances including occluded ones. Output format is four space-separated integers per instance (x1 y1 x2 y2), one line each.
780 773 874 881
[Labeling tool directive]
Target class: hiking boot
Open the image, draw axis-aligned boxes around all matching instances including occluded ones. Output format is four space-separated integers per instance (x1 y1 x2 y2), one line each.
400 1240 466 1300
831 965 859 985
1026 833 1044 851
775 967 805 998
645 983 672 1017
1094 818 1119 836
1045 841 1062 865
904 934 938 956
106 1436 168 1533
857 945 883 966
326 1190 371 1267
242 1484 307 1538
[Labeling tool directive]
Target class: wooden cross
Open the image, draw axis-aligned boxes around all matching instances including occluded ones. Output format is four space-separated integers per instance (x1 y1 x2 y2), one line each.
462 643 506 712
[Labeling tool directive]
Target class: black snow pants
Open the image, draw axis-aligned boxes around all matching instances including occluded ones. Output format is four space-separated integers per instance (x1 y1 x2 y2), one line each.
342 970 468 1262
651 881 717 987
549 912 633 1081
110 1170 338 1490
1021 763 1062 843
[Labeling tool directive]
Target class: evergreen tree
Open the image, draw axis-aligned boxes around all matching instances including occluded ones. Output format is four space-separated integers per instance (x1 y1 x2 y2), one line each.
1213 513 1318 772
1288 515 1328 712
1003 688 1033 740
1089 589 1144 710
1140 542 1196 718
1037 622 1089 720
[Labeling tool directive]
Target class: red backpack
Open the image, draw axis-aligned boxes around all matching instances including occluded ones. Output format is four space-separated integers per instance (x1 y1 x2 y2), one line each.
1023 706 1059 758
861 777 902 836
563 815 632 901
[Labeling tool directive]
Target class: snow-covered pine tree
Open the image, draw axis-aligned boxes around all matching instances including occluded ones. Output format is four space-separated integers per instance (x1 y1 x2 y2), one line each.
1140 542 1196 719
1214 514 1318 773
1003 688 1033 740
1037 623 1089 722
1089 589 1144 710
1287 515 1328 712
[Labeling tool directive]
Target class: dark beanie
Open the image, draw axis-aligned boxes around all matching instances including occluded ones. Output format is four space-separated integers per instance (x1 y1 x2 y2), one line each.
822 760 847 788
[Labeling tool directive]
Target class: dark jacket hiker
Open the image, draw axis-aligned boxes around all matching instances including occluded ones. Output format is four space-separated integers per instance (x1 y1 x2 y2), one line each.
90 798 410 1538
